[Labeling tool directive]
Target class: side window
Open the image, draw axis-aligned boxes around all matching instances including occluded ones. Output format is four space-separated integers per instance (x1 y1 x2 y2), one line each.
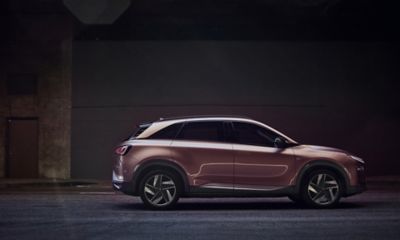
149 123 182 139
232 122 279 147
176 121 224 142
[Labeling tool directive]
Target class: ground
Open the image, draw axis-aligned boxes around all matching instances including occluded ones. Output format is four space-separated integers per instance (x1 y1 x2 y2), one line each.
1 182 400 240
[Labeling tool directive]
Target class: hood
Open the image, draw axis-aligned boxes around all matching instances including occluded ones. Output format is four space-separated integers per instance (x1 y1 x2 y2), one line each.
300 145 349 154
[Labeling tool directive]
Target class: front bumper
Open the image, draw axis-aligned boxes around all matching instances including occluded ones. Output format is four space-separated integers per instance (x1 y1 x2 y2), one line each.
344 160 367 196
345 163 367 196
346 183 367 196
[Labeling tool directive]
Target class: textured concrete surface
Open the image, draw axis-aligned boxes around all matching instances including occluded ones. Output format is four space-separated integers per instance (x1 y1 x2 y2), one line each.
0 184 400 240
0 14 72 178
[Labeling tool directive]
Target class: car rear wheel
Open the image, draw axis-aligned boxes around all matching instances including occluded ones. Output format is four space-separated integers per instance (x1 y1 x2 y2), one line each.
139 169 181 209
301 170 342 208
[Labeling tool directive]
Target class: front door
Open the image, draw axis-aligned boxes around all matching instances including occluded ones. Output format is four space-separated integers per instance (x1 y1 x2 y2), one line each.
232 122 295 190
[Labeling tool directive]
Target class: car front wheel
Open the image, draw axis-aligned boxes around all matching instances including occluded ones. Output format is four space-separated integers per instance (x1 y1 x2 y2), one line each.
301 170 342 208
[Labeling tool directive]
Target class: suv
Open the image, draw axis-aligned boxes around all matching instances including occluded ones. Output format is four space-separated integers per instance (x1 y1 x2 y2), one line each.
113 115 366 209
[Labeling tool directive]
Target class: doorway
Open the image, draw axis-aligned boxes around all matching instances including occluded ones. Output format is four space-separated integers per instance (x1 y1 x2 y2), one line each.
6 118 39 178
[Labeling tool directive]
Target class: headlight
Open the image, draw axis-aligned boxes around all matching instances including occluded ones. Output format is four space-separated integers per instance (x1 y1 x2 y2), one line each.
350 155 365 164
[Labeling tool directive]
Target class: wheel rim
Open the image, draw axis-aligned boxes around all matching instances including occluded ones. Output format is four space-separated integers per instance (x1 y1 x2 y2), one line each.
307 173 339 205
144 174 176 207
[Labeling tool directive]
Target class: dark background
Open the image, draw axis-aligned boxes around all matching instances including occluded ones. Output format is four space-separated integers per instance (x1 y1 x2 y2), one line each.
71 41 400 178
71 0 400 179
2 0 398 179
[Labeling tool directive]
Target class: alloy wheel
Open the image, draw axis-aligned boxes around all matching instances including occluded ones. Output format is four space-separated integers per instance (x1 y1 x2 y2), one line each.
307 173 340 206
143 174 177 207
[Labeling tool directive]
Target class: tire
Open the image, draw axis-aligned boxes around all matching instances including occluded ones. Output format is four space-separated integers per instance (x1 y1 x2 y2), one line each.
139 169 182 210
300 169 343 208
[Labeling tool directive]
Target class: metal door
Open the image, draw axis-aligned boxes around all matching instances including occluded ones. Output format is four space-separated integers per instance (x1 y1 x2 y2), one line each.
6 118 38 178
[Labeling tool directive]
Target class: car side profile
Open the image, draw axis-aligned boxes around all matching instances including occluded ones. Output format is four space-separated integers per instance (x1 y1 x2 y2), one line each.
113 115 366 209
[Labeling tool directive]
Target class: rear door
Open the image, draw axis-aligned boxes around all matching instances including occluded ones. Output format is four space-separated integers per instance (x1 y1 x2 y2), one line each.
170 121 234 192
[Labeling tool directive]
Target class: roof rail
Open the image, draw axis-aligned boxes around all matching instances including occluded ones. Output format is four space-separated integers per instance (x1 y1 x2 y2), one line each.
155 115 252 122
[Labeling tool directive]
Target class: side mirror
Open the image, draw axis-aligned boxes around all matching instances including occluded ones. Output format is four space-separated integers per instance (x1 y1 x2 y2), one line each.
274 137 287 148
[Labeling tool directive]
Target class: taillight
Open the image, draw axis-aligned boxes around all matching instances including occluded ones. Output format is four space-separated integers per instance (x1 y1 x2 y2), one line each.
115 145 131 156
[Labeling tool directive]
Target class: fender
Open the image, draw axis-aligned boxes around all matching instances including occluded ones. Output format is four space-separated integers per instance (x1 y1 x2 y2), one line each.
132 159 190 193
294 160 350 194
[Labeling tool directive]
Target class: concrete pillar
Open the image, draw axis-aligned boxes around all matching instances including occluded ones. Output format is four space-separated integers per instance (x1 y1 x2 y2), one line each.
0 13 73 179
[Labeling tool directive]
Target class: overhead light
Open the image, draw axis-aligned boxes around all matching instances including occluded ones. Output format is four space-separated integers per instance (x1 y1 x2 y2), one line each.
63 0 131 25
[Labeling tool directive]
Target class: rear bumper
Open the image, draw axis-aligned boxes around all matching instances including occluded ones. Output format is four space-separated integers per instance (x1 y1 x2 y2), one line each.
113 181 137 195
112 181 123 190
112 170 137 195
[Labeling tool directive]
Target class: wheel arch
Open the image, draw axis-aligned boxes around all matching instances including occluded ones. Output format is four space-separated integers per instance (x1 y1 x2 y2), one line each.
133 159 190 194
294 160 350 195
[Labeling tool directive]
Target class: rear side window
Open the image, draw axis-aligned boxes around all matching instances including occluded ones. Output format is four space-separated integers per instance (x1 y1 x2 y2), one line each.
149 123 182 139
232 122 279 147
176 121 224 142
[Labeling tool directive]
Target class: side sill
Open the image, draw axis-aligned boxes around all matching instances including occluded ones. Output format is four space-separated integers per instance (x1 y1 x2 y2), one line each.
184 186 295 198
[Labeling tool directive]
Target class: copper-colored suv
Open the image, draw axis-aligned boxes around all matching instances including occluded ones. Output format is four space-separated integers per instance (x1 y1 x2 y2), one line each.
113 116 366 209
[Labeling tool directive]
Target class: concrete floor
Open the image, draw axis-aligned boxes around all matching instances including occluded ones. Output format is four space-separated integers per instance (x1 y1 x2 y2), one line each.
0 186 400 240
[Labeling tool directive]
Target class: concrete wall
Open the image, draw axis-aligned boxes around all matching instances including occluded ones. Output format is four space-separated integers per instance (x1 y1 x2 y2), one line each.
0 14 72 179
72 41 400 179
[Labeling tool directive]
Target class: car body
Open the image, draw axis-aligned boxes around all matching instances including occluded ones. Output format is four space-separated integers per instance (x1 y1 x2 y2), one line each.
113 115 366 209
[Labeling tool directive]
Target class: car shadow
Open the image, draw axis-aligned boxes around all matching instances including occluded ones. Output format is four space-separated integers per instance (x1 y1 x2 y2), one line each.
114 200 365 211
